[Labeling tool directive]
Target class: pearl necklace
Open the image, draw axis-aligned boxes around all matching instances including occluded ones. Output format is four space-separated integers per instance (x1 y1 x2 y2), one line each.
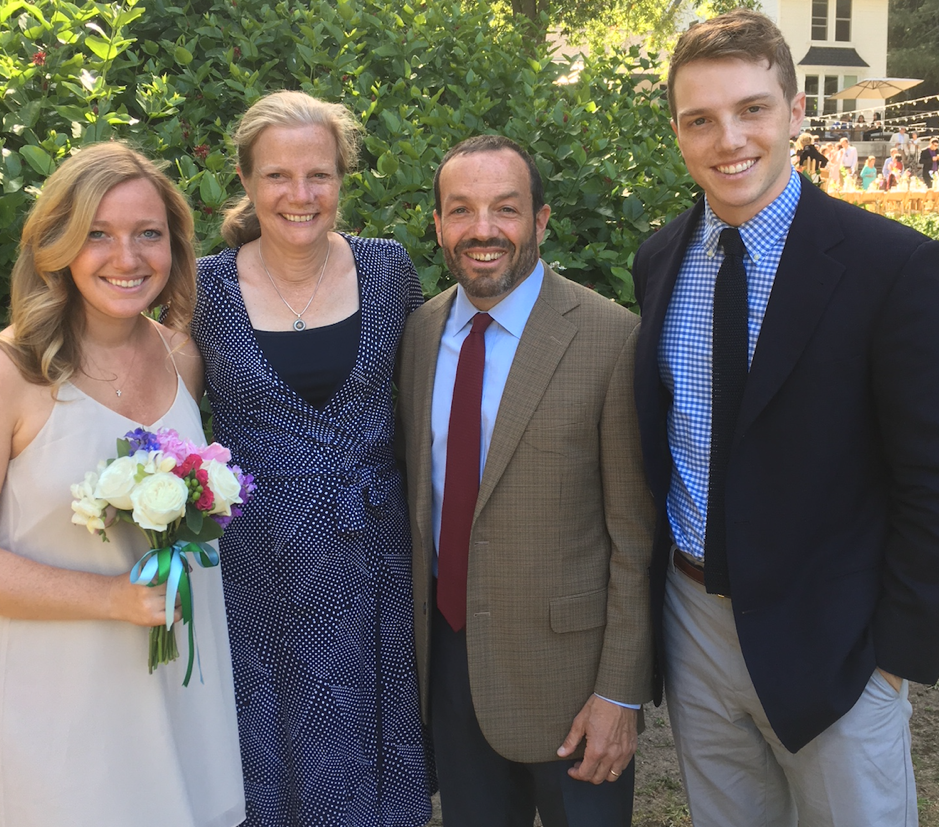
258 238 331 332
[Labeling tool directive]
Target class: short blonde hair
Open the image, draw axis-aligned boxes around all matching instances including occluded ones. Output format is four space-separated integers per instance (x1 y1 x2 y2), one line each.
2 142 196 387
221 91 363 247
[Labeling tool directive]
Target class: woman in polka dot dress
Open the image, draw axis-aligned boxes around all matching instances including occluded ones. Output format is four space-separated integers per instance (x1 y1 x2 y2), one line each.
192 91 433 826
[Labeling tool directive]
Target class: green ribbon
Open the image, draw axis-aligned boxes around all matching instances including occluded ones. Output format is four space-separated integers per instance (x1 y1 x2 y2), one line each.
130 540 219 686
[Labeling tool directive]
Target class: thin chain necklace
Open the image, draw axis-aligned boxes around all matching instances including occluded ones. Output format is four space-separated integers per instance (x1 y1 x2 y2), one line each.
258 237 331 331
84 320 144 397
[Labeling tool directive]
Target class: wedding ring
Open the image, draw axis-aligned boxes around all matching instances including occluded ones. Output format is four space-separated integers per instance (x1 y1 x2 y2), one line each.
609 768 620 778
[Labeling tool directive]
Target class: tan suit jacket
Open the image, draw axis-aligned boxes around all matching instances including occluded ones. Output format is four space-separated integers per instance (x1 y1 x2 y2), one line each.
397 265 654 763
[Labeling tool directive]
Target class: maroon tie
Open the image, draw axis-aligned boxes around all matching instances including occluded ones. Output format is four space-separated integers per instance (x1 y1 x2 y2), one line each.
437 312 494 632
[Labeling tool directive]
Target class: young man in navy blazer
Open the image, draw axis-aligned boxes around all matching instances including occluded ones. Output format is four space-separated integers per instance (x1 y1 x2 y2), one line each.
633 10 939 826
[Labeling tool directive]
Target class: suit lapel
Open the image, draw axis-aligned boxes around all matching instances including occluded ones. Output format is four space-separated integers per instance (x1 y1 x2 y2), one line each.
411 289 456 541
475 268 578 516
635 203 701 498
635 203 702 399
737 183 847 435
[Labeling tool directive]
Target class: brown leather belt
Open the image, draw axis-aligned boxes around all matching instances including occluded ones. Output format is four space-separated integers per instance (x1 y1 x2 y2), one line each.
672 547 729 598
672 546 706 586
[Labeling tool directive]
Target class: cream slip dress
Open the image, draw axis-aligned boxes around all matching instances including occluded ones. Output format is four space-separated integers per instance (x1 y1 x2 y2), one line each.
0 335 245 827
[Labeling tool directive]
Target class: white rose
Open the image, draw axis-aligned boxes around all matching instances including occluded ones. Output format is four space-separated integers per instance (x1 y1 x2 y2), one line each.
70 472 107 533
203 459 243 517
94 456 140 510
129 472 189 531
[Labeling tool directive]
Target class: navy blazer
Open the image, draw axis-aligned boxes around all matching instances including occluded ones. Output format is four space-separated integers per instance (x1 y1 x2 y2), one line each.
633 180 939 752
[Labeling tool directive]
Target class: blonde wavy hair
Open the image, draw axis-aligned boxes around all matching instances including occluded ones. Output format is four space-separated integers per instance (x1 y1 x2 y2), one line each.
221 90 363 247
796 132 815 150
1 142 196 388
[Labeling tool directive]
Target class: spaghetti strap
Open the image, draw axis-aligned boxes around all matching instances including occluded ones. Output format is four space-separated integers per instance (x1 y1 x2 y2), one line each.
148 316 180 378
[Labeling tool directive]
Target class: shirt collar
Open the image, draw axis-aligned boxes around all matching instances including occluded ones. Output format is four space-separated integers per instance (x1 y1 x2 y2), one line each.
702 166 802 263
451 260 545 339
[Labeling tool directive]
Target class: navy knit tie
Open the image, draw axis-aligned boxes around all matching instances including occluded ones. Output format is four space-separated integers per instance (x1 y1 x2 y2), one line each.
704 228 748 597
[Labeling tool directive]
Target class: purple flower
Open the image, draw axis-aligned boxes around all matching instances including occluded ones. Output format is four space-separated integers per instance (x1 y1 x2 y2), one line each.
123 428 160 453
234 467 257 501
211 513 233 529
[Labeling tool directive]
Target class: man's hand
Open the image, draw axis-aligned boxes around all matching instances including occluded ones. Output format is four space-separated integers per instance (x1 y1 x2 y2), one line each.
556 695 638 784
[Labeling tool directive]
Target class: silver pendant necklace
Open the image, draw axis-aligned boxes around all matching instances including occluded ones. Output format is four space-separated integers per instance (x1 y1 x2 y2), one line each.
84 321 144 397
258 238 331 332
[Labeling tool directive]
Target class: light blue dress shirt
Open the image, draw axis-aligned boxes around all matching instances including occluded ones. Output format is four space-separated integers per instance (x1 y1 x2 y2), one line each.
431 261 546 558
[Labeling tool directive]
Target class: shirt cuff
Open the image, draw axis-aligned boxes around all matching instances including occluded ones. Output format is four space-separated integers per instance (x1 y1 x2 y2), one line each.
593 692 640 710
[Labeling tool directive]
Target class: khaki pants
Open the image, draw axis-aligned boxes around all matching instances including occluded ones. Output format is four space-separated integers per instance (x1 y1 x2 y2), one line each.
663 560 917 827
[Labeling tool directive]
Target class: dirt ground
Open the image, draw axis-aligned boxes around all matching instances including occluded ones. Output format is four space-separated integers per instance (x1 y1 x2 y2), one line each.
427 681 939 826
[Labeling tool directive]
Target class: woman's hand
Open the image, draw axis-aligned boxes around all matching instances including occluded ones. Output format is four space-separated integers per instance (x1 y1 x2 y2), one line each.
107 573 183 627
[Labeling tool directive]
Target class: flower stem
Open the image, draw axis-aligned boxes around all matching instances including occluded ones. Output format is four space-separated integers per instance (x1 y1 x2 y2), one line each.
149 625 179 673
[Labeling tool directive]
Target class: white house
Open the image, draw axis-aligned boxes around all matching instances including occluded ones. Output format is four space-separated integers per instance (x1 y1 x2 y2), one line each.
761 0 888 118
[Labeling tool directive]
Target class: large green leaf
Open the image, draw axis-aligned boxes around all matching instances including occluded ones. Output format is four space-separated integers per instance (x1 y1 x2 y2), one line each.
19 145 55 176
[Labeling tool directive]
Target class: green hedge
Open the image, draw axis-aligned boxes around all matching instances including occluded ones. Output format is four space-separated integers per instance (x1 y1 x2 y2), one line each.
894 212 939 240
0 0 697 313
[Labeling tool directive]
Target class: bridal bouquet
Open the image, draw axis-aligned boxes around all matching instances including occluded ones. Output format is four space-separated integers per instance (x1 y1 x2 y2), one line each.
70 427 255 685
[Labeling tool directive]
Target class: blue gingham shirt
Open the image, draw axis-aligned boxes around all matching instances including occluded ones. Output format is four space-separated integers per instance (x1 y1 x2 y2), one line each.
659 167 802 560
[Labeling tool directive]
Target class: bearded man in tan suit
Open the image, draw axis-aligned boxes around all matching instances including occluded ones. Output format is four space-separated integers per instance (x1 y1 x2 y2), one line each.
397 135 654 826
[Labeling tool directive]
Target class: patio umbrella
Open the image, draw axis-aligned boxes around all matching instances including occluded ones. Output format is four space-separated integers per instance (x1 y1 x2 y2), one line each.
829 78 923 100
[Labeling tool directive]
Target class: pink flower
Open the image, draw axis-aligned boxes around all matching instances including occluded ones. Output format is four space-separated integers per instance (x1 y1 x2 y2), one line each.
196 488 215 511
155 429 200 463
172 453 203 478
32 51 46 66
200 442 232 463
156 429 231 466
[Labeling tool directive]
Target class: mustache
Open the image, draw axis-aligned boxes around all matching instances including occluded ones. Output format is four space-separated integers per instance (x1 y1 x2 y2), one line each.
454 238 513 254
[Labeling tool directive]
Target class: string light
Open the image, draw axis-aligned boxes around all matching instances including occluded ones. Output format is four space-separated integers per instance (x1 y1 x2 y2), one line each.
810 94 939 128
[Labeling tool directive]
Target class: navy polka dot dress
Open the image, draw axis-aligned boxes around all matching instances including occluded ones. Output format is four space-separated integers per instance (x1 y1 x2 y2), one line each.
193 236 434 827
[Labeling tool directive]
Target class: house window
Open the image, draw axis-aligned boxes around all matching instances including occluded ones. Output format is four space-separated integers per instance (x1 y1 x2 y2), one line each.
840 74 857 115
835 0 851 41
804 75 841 115
811 0 828 40
824 76 839 113
811 0 851 42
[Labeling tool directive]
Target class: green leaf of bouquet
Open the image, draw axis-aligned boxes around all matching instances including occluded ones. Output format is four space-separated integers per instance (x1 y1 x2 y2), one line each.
174 522 197 542
116 438 130 457
196 518 224 541
186 502 204 534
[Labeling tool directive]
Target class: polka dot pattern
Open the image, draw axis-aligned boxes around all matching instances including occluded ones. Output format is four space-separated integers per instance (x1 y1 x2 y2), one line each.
193 236 433 826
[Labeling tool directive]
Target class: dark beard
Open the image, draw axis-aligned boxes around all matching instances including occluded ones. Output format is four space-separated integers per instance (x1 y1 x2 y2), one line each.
443 232 540 301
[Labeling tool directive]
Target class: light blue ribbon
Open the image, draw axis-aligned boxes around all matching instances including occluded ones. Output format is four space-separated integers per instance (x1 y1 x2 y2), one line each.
130 540 219 686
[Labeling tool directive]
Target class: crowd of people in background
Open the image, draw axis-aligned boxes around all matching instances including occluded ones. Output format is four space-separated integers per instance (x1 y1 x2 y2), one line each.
793 128 939 193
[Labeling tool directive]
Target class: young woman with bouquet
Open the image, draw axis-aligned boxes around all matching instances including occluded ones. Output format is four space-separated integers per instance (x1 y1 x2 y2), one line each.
0 143 245 827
